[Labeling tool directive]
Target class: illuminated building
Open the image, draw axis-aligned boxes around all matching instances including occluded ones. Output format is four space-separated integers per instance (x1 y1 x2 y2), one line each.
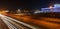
41 4 60 12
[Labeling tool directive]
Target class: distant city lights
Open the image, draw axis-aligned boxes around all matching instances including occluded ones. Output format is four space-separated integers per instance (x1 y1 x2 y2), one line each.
41 4 60 13
49 6 53 8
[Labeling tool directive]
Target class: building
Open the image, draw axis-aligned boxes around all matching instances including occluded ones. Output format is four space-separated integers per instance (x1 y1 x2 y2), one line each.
41 4 60 12
41 8 51 12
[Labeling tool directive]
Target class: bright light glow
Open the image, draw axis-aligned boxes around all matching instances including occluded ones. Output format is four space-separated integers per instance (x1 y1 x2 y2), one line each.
34 11 43 13
0 14 3 16
49 6 53 8
54 4 60 7
18 9 21 12
15 14 24 15
5 11 9 12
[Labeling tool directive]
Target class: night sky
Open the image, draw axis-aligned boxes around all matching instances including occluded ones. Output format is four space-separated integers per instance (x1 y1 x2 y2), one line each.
0 0 59 10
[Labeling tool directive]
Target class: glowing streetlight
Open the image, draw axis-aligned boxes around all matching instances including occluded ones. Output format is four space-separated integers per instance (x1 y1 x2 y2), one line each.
49 6 53 12
49 6 53 8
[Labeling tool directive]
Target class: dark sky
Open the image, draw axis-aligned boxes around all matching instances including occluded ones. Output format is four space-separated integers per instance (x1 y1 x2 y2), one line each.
0 0 59 10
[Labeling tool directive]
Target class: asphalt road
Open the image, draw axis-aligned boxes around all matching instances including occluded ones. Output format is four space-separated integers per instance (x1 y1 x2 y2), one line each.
0 18 9 29
2 13 60 29
0 14 38 29
6 14 60 29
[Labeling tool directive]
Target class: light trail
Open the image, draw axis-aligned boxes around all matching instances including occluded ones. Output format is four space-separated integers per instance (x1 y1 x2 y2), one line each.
3 17 25 29
2 19 17 29
0 14 23 29
0 14 37 29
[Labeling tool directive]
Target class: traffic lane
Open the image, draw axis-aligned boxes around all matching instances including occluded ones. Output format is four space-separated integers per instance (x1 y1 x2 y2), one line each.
31 19 60 29
0 14 37 29
6 14 60 23
41 17 60 24
4 17 32 29
0 18 9 29
3 18 26 29
4 14 60 29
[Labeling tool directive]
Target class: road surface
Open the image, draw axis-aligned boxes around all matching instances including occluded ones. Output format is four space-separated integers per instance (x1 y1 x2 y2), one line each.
0 18 9 29
0 14 38 29
6 14 60 29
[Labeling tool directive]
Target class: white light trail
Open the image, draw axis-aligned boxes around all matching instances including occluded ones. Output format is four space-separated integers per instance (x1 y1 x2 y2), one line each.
0 14 37 29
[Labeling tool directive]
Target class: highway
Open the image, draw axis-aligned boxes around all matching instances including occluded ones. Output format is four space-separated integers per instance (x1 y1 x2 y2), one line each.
0 14 38 29
0 18 9 29
7 14 60 29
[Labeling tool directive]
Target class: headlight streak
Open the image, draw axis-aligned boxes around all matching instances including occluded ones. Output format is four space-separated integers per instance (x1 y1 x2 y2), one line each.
0 14 37 29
